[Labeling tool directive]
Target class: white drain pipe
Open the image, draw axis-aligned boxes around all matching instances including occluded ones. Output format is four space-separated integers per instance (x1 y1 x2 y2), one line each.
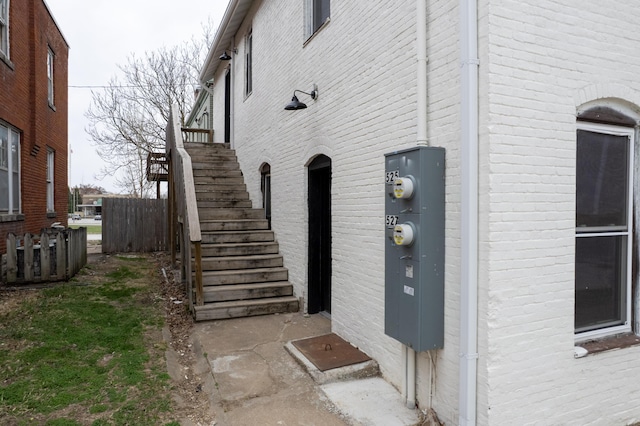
405 0 428 410
459 0 479 424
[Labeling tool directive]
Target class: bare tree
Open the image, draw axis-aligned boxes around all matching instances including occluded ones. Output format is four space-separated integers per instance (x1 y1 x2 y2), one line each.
85 24 212 197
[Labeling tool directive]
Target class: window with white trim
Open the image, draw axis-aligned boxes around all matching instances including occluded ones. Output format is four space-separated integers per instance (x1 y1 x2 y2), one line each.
575 121 634 339
0 123 20 214
47 149 54 212
305 0 330 40
47 47 55 105
0 0 8 59
244 29 252 97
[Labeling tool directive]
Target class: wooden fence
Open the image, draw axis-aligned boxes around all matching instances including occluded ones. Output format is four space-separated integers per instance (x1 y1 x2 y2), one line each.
5 228 87 284
102 198 168 253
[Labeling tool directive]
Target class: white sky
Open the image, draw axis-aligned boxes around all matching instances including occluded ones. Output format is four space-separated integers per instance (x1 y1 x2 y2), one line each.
45 0 229 193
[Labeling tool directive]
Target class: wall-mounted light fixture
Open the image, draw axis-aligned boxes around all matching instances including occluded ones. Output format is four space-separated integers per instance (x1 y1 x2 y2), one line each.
219 48 237 61
284 84 318 110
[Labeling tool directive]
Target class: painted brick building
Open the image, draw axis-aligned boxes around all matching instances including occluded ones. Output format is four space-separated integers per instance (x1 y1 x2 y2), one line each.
195 0 640 424
0 0 69 254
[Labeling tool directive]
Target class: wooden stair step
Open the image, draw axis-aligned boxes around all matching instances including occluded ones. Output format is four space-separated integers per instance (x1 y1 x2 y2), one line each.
194 190 250 200
200 241 279 257
201 267 288 285
193 176 245 185
196 200 253 208
192 169 243 177
194 179 247 192
200 253 283 271
202 230 275 244
202 281 293 302
198 208 265 220
200 219 269 232
193 296 299 321
192 161 241 170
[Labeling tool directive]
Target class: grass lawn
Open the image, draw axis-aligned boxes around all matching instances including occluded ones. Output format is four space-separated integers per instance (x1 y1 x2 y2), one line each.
0 255 179 425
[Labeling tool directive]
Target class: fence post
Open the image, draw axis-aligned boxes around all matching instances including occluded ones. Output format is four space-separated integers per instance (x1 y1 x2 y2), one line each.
24 234 34 282
41 232 51 281
56 231 66 280
6 234 17 283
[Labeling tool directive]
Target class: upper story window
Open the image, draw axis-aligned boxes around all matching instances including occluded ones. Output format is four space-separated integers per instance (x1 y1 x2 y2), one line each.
0 123 21 214
305 0 330 40
47 47 55 106
575 119 635 341
0 0 9 59
244 29 252 97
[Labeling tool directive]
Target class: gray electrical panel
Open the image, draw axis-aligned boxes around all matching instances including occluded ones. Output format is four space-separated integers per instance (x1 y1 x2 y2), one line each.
384 146 445 351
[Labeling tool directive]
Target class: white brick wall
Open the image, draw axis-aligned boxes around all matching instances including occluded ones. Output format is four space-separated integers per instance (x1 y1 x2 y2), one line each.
206 0 640 424
483 0 640 424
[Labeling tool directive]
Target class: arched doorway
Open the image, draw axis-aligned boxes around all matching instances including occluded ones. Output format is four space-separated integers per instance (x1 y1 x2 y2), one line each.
260 163 271 228
308 155 331 314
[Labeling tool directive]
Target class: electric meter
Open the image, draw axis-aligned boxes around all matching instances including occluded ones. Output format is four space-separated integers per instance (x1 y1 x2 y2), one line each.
393 176 416 199
393 223 416 246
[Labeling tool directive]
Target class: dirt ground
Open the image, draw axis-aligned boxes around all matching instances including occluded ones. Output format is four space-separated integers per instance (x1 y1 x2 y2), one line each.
0 249 216 426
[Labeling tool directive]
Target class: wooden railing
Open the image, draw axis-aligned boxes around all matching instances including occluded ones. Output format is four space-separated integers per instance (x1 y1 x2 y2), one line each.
167 105 203 309
182 128 213 144
5 228 87 284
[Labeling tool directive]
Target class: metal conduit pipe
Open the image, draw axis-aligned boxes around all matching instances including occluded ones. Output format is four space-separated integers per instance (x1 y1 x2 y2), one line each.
405 0 428 410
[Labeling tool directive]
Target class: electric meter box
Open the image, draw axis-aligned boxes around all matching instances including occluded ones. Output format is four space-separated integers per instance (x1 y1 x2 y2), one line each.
384 146 445 351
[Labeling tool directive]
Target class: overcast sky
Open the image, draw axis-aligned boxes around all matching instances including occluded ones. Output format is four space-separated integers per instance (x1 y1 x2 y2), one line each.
45 0 229 193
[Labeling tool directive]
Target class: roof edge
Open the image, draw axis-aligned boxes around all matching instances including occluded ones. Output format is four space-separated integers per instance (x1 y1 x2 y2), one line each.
41 0 70 48
199 0 252 83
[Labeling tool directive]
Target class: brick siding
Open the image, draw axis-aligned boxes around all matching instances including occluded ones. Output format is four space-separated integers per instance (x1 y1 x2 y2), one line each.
0 0 68 254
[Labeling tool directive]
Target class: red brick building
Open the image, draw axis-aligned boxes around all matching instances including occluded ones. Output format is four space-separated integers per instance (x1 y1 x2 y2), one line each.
0 0 68 254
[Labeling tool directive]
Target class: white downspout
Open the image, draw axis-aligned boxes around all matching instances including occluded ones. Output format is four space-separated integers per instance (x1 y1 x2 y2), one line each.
404 0 428 411
459 0 479 424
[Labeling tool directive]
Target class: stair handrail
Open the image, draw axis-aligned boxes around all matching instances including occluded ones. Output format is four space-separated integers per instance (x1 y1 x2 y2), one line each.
166 104 204 308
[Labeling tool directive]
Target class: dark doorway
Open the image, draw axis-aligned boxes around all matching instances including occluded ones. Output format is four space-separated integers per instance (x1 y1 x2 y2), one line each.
261 163 271 228
308 155 332 314
224 69 231 143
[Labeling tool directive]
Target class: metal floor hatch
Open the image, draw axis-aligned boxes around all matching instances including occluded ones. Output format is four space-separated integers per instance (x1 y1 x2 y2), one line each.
291 333 371 372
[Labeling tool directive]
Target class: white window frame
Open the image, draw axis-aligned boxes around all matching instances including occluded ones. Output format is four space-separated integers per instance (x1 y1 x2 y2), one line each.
0 0 8 59
46 148 54 212
0 123 20 214
575 121 634 342
244 29 252 98
47 47 54 106
304 0 330 40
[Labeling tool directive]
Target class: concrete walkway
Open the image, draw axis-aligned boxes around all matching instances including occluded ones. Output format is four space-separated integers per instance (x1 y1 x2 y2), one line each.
192 312 420 426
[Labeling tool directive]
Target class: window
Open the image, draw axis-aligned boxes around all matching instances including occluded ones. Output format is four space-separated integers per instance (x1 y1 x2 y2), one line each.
47 149 54 212
47 47 54 105
575 121 634 339
0 123 20 214
305 0 330 39
0 0 8 58
244 29 252 97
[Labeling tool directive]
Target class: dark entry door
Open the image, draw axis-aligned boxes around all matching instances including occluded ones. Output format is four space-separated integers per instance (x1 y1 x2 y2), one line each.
224 69 231 143
308 155 332 314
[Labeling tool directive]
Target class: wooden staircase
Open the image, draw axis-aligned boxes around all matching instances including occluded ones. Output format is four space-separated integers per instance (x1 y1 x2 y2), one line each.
184 142 299 321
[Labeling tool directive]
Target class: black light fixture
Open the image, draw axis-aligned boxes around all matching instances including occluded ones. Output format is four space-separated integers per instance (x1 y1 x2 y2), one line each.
284 84 318 110
219 48 237 61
